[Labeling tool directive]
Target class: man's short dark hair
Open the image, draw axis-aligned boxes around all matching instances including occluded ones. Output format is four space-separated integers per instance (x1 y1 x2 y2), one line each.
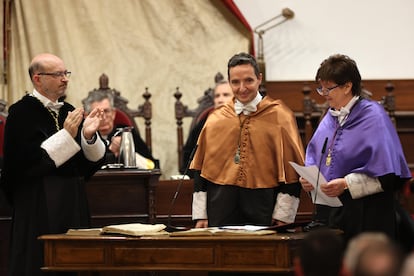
227 52 260 79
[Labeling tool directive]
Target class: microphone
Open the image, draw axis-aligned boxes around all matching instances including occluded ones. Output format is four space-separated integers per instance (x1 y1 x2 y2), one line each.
166 144 198 232
304 137 328 232
313 137 328 206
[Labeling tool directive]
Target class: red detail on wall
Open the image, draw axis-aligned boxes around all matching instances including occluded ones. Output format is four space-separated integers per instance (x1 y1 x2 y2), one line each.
221 0 255 56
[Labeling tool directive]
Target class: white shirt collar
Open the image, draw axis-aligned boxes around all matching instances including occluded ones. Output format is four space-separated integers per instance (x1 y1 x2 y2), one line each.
329 96 359 125
32 89 64 112
234 92 263 115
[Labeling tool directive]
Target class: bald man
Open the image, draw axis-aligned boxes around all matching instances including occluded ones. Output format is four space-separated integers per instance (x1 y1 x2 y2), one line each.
0 53 106 275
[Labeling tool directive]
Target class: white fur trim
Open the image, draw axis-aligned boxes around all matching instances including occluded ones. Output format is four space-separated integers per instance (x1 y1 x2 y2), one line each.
345 173 383 199
272 192 299 224
41 129 80 167
192 191 207 220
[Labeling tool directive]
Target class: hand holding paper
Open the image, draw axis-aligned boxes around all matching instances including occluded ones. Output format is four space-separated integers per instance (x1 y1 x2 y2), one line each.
289 161 342 207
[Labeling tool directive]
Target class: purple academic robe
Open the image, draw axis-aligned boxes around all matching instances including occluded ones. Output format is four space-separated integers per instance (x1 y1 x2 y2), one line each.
305 98 411 241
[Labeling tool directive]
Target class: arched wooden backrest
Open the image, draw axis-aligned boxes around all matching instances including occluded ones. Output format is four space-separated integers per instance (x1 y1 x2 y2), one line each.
83 73 153 153
302 84 327 146
379 82 396 127
174 72 224 172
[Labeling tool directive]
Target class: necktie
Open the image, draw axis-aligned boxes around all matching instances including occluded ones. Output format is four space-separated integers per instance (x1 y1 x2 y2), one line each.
234 101 257 115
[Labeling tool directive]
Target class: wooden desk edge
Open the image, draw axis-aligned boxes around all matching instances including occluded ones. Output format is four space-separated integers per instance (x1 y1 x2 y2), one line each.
40 233 305 273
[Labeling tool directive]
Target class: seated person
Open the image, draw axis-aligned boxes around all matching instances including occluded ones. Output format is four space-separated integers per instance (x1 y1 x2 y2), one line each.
180 80 233 176
294 229 345 276
83 90 159 169
344 232 403 276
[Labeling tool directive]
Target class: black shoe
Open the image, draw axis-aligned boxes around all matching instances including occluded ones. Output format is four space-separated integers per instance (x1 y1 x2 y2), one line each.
303 220 328 232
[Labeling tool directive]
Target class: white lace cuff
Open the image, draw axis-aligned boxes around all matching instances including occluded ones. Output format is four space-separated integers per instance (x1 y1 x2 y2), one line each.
345 173 383 199
192 191 207 220
272 192 299 224
41 129 80 167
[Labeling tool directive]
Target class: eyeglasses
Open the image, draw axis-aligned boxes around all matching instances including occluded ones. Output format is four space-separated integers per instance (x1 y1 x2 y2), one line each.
102 108 114 115
37 71 71 78
316 84 340 96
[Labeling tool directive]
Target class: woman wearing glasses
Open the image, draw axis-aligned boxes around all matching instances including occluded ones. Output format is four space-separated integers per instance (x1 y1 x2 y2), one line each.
299 54 411 247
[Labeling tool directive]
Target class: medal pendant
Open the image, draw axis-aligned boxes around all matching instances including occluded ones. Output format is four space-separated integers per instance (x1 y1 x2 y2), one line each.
325 151 331 166
234 148 240 164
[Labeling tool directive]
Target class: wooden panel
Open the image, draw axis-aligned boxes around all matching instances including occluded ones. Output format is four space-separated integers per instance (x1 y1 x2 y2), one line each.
155 179 193 216
56 247 106 265
297 190 313 223
0 190 11 275
396 112 414 168
155 179 194 228
265 79 414 112
40 233 305 273
86 169 161 227
113 246 215 265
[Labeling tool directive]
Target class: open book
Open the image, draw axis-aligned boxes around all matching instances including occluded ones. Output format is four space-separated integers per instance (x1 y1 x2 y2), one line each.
66 223 169 237
101 223 168 236
66 228 103 236
170 225 276 237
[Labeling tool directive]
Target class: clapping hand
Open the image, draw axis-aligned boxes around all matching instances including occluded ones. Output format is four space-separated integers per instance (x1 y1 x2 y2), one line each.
64 108 85 138
82 107 104 139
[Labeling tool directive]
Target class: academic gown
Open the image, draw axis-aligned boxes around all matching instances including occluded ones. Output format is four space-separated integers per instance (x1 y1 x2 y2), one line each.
0 95 105 276
305 98 411 242
180 116 208 177
190 96 305 225
191 96 304 188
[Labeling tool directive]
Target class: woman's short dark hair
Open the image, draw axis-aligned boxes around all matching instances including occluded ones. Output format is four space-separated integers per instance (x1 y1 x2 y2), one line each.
316 54 362 96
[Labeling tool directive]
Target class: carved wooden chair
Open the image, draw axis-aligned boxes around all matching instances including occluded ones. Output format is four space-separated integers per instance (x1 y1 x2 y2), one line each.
0 100 8 159
174 72 224 173
155 73 225 228
379 82 396 126
83 73 153 152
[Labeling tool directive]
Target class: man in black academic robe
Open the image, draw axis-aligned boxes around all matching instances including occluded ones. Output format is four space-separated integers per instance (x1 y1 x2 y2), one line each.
0 53 106 275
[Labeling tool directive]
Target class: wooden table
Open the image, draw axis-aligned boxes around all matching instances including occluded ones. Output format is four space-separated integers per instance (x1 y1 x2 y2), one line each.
40 232 305 274
86 169 161 226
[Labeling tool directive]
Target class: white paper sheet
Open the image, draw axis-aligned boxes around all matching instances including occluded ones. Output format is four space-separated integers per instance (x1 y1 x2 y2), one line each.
289 161 343 207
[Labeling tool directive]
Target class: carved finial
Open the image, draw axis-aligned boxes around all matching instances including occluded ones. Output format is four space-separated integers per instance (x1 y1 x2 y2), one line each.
385 81 395 93
214 72 224 84
99 73 109 89
302 84 311 96
143 87 151 101
174 87 182 101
